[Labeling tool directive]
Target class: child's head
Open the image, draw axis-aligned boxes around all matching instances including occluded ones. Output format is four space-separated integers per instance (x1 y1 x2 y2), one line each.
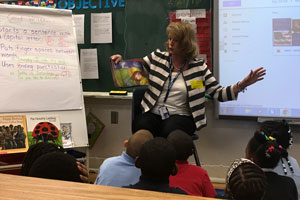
226 158 268 200
167 130 193 161
28 151 82 182
135 137 177 178
21 142 65 176
259 120 292 150
125 129 153 159
246 131 281 169
259 120 294 174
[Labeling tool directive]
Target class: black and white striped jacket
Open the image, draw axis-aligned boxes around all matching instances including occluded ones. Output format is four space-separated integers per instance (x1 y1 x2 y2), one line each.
141 50 236 130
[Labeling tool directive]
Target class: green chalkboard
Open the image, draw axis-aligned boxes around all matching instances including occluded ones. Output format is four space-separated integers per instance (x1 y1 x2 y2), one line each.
72 0 211 92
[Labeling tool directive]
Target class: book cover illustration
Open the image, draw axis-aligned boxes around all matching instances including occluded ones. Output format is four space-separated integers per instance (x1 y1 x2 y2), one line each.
0 115 28 154
110 59 149 88
26 115 62 146
60 123 73 148
86 112 105 148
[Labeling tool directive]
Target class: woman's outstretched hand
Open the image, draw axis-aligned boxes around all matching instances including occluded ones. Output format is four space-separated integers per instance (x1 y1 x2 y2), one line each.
240 67 266 88
110 54 123 64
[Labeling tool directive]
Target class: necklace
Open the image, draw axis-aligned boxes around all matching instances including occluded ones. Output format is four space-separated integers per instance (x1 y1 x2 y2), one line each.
170 56 186 71
173 64 181 70
173 62 185 71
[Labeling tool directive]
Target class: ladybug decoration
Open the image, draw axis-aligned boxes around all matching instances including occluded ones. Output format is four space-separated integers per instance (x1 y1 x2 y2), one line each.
32 122 59 144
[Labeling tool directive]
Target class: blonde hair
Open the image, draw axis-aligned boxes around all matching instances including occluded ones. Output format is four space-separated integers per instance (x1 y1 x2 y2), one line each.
165 22 199 60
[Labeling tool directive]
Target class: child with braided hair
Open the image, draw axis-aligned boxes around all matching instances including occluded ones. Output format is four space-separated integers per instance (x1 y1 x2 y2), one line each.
225 158 268 200
246 130 298 200
21 142 89 183
260 120 300 199
20 142 66 176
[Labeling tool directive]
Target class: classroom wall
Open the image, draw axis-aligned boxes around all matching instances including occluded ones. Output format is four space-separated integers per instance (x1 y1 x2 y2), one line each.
84 97 300 183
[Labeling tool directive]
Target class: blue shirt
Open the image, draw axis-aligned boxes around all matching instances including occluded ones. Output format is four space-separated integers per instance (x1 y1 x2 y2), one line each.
94 152 141 187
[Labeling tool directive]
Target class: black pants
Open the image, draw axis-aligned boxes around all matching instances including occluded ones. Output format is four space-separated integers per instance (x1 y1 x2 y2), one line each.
132 112 196 138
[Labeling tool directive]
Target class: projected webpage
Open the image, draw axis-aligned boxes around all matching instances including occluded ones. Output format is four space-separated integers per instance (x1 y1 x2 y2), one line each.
218 0 300 118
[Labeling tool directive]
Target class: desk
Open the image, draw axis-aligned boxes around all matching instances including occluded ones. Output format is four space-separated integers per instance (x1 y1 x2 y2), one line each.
0 173 217 200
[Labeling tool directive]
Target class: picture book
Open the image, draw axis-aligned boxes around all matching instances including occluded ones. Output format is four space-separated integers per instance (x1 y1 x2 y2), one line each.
110 59 149 88
26 115 62 147
60 123 73 148
0 115 28 154
86 112 105 148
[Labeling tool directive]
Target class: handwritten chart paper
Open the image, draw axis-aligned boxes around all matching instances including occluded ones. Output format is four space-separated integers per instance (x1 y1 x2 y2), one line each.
0 5 83 112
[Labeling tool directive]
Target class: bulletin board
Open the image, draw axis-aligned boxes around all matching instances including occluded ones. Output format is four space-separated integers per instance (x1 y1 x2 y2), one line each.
71 0 212 92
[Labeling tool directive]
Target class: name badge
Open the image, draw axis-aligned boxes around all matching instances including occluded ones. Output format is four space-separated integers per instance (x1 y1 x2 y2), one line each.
191 80 203 89
158 106 169 120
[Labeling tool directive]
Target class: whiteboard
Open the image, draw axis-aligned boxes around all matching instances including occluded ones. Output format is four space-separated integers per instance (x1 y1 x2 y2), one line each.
0 4 82 112
0 5 88 148
214 0 300 119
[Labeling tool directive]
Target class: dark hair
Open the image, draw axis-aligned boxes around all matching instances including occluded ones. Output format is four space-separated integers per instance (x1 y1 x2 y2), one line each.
167 130 193 161
28 151 82 182
260 120 292 155
137 137 176 178
226 159 268 200
260 120 294 174
21 142 65 176
126 129 153 159
247 131 281 169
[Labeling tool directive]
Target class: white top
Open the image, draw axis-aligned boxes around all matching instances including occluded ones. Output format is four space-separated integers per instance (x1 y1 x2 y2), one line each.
151 73 191 116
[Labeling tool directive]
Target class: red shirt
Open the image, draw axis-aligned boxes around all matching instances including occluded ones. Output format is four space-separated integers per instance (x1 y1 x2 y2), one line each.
169 160 216 197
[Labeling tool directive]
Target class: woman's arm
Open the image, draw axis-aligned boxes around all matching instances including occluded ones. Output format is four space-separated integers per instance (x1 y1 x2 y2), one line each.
233 67 266 96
